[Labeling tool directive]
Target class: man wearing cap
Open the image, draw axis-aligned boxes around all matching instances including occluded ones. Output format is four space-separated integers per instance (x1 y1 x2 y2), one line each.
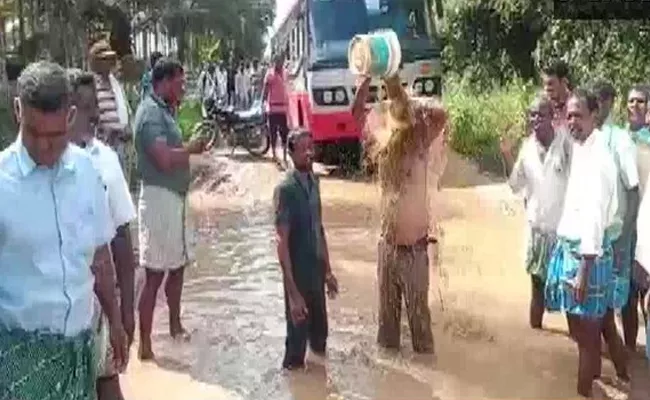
89 40 134 185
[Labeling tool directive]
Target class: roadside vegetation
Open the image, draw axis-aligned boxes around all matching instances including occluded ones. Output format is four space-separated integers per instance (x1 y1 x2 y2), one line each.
177 100 202 141
438 2 650 172
2 0 650 174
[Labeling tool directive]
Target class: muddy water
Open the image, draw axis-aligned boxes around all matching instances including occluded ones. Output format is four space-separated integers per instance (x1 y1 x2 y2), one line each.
124 154 648 400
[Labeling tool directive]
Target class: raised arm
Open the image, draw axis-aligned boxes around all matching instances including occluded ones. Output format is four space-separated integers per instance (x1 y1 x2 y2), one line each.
352 76 371 130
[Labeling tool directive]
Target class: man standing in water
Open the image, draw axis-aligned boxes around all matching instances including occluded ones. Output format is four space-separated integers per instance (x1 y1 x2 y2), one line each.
135 58 210 360
499 94 571 329
592 82 641 354
545 89 628 397
67 69 138 400
0 61 125 399
351 75 447 354
542 60 571 130
274 130 339 369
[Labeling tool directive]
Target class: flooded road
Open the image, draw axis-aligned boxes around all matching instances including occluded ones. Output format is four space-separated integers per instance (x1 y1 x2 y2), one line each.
122 152 647 400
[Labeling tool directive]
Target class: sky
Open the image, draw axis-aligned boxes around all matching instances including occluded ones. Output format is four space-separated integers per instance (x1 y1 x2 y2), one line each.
263 0 296 55
274 0 297 30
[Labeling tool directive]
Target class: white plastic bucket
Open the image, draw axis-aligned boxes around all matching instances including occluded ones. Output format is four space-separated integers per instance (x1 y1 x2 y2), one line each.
348 29 402 77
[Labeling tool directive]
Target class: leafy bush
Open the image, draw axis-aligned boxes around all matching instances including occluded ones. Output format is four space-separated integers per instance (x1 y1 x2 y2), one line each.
443 75 536 172
177 99 203 141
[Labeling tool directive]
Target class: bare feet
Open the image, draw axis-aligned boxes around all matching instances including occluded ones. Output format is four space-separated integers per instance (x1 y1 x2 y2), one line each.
138 341 155 361
170 326 192 342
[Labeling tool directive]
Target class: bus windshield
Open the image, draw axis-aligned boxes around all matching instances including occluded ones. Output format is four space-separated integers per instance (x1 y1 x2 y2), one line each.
310 0 369 44
366 0 428 38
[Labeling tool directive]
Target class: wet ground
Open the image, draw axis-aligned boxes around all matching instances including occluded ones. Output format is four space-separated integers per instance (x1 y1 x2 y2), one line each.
122 151 649 400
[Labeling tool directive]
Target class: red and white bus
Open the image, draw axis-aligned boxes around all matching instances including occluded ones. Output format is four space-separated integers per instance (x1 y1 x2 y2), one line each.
270 0 442 167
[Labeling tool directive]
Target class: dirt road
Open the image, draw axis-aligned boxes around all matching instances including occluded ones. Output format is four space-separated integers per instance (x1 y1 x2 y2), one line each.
120 152 648 400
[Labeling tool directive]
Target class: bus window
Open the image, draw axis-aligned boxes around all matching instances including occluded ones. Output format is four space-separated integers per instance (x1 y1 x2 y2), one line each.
310 0 369 44
367 0 427 37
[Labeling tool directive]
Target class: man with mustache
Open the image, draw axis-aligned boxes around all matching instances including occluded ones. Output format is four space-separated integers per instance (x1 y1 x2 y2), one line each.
499 94 572 329
541 60 572 131
545 89 628 397
273 130 338 369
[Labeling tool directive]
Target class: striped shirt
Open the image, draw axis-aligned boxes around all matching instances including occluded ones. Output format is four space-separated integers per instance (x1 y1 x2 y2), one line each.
95 75 127 146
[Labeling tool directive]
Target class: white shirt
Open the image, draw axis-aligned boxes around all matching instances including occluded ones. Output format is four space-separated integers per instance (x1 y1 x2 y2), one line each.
596 123 639 238
636 170 650 274
235 72 246 95
217 70 227 94
0 141 114 335
508 130 572 232
85 138 137 233
108 73 130 125
198 70 216 99
556 130 619 255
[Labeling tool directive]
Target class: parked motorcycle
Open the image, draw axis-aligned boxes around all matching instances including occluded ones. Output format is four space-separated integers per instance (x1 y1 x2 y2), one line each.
193 97 270 157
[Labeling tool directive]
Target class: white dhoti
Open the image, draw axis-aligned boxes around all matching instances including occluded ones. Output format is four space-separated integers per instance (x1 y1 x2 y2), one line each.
138 184 196 271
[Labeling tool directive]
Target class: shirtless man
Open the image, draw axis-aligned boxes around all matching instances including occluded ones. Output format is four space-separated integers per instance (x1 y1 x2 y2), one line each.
352 75 447 353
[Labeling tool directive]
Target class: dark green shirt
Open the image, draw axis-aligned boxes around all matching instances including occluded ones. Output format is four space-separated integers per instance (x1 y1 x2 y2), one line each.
274 169 324 292
134 94 190 195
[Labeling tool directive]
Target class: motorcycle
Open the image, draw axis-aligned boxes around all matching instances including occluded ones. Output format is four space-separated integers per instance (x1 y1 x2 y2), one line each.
193 97 270 157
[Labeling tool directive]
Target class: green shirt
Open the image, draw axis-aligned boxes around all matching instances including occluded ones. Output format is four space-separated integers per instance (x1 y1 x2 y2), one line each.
630 126 650 146
273 169 324 292
134 94 190 195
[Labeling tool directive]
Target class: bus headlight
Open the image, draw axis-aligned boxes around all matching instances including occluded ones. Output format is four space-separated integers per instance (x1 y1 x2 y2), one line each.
414 81 423 95
413 77 442 96
323 90 333 104
424 79 435 93
313 86 350 106
335 89 346 103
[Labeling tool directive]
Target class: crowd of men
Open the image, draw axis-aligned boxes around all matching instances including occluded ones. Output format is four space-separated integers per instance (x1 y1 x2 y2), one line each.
197 59 264 110
4 42 650 399
499 60 650 397
0 39 209 400
271 59 650 398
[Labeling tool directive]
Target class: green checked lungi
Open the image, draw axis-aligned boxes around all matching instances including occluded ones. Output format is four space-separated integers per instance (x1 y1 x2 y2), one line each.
0 329 96 400
525 227 556 281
